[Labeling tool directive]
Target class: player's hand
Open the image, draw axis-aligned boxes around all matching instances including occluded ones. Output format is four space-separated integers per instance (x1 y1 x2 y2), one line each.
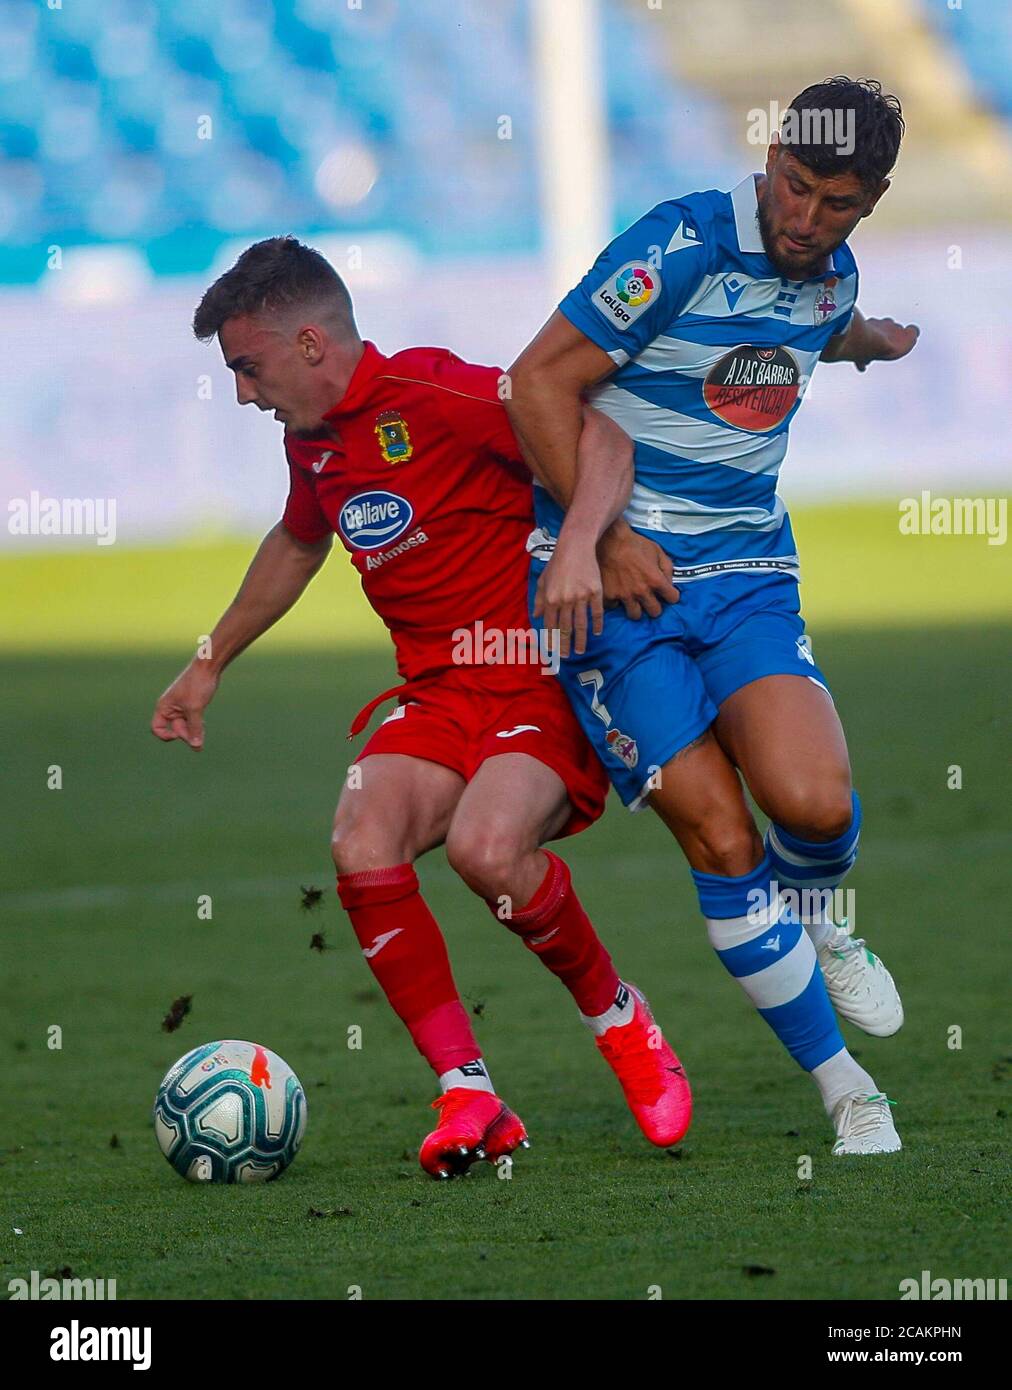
151 660 219 750
853 317 919 372
534 542 604 658
598 523 679 620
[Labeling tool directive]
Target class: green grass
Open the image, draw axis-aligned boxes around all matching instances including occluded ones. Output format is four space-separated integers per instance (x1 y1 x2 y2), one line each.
2 508 1009 1299
2 501 1009 651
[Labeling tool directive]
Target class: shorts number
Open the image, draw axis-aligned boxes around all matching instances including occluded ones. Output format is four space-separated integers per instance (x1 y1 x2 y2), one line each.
578 668 612 727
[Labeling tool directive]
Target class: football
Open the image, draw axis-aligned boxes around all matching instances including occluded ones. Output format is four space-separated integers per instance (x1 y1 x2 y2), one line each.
154 1040 307 1183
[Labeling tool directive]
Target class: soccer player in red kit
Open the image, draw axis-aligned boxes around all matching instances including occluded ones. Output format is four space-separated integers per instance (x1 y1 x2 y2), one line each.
151 237 691 1176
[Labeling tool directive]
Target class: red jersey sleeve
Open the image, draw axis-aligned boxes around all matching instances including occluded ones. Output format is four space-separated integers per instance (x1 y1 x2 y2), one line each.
281 452 332 543
423 353 527 470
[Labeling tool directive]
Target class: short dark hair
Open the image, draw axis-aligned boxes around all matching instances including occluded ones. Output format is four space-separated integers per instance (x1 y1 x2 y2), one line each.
780 77 904 187
192 235 358 341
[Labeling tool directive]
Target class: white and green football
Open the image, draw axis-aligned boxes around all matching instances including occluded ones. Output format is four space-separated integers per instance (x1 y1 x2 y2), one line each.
154 1040 307 1183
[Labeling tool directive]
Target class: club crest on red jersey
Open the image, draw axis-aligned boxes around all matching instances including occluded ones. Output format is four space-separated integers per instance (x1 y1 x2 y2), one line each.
375 410 413 464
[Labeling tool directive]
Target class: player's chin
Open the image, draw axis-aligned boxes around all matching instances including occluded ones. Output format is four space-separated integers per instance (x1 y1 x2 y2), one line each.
771 253 808 279
777 243 823 278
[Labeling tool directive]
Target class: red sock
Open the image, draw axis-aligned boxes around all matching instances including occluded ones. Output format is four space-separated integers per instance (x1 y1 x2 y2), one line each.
491 851 621 1017
337 864 480 1077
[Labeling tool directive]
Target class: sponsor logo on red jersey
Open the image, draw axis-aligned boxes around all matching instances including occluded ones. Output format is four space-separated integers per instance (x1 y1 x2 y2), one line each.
339 490 414 549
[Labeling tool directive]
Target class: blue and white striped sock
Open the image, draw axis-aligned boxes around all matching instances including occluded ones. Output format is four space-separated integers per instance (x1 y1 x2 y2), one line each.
765 792 862 949
693 856 846 1074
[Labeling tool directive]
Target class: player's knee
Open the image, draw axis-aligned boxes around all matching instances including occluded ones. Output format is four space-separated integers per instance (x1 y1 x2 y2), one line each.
771 782 854 843
692 820 763 878
445 824 520 899
330 817 397 875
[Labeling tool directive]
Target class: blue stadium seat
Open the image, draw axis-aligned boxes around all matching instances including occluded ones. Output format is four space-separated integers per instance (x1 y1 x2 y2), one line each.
0 0 736 281
923 0 1012 117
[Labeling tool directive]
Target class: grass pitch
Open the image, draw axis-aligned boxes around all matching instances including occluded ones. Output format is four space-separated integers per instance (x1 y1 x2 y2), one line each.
2 508 1009 1300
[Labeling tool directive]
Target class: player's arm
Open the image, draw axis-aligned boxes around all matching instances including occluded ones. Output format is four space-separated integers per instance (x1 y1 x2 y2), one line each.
151 522 332 750
534 405 634 657
819 306 919 371
506 313 678 621
506 312 613 504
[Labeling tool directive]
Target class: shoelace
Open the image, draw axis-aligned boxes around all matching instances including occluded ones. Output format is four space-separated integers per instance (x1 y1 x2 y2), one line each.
598 1023 666 1105
825 919 875 986
839 1092 896 1140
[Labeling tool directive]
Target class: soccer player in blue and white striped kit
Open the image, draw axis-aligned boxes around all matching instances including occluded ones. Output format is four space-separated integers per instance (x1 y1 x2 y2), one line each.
508 79 919 1154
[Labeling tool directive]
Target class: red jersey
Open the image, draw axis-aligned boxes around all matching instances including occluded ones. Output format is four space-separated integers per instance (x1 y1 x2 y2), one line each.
282 341 534 682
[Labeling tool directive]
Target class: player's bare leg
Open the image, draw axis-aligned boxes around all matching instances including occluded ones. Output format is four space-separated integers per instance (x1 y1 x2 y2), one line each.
647 730 765 876
446 752 692 1147
648 724 900 1154
332 753 525 1176
714 674 903 1040
714 675 852 842
332 753 463 872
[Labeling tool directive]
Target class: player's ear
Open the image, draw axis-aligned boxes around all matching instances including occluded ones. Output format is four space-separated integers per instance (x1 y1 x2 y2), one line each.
861 178 890 218
298 326 324 363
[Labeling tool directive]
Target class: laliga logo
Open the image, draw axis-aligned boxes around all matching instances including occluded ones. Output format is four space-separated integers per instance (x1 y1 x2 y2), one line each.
339 490 414 550
594 260 661 330
615 265 655 306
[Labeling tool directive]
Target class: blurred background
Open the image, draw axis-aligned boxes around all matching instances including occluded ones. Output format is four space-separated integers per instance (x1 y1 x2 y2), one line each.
1 0 1009 652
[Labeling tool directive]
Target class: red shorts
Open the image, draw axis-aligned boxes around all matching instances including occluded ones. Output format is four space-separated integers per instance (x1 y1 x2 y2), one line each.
355 666 609 838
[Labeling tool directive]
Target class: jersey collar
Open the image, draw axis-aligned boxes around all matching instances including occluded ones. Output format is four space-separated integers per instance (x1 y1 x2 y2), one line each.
323 340 388 419
730 172 840 282
730 173 767 255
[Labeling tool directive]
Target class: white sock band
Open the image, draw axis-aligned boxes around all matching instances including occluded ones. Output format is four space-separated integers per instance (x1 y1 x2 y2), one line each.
438 1058 494 1094
581 981 636 1036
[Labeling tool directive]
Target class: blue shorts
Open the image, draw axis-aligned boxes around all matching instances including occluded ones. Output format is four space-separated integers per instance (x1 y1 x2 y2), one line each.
528 566 831 809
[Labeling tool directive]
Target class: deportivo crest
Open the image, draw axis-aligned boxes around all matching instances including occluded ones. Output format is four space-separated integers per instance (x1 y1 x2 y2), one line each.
814 277 837 326
374 410 413 464
605 726 639 770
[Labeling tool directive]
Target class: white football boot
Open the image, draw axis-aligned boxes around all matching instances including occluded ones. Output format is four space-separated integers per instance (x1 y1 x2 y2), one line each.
831 1091 902 1156
817 920 904 1036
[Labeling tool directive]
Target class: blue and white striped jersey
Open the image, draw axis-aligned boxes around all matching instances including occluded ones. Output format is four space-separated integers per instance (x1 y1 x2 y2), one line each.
536 173 858 581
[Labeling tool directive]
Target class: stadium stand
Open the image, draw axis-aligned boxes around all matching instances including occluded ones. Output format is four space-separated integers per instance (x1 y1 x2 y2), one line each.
0 0 735 281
